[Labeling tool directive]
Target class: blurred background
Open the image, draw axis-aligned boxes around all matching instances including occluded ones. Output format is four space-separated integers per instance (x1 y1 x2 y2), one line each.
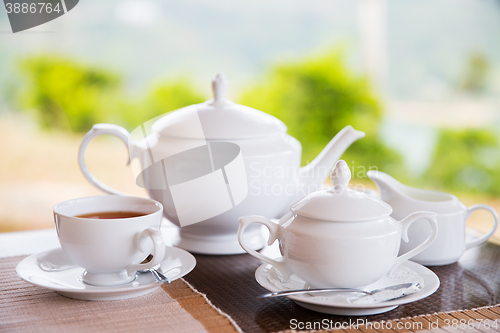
1 0 499 239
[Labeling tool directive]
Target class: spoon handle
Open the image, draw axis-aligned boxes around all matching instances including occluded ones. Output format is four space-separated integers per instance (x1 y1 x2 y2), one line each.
257 282 418 299
257 288 371 299
149 268 170 283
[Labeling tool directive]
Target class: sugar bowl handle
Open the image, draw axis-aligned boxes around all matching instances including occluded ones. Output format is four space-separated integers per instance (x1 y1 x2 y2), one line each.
393 212 438 270
238 216 292 279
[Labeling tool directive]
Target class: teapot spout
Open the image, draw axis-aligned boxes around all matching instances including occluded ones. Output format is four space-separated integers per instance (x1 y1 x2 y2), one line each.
299 125 365 187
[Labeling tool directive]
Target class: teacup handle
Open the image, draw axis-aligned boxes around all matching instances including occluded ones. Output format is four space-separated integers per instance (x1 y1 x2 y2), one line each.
78 124 133 196
465 205 499 250
126 228 166 276
392 211 438 270
238 215 292 279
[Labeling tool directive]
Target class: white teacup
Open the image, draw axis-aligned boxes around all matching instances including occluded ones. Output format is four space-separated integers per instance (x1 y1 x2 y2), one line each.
53 195 166 286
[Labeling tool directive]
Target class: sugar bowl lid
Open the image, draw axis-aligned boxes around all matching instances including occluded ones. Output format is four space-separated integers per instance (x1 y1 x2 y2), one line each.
290 160 393 222
151 73 287 139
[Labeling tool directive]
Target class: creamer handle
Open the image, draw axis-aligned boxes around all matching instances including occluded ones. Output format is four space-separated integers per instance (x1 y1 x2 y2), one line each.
465 205 499 250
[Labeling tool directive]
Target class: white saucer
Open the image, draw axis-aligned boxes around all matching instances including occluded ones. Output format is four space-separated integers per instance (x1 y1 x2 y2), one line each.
16 246 196 301
255 261 440 316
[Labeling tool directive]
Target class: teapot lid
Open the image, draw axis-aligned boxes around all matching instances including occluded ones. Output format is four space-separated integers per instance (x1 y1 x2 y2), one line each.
290 160 393 222
151 73 287 139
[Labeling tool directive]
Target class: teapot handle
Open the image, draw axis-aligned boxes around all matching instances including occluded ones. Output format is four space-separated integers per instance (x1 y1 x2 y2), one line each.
465 205 499 250
392 212 438 270
78 124 133 196
238 215 292 279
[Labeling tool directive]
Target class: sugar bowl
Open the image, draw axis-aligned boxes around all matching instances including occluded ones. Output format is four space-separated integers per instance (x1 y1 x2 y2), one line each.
238 160 439 288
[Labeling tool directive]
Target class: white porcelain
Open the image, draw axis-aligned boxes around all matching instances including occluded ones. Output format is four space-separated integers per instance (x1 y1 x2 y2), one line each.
78 73 365 255
16 246 196 301
368 171 499 266
255 261 440 316
239 160 438 289
53 196 166 286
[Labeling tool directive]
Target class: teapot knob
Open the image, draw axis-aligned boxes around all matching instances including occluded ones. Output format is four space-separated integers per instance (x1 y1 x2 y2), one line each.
212 72 228 105
330 160 351 191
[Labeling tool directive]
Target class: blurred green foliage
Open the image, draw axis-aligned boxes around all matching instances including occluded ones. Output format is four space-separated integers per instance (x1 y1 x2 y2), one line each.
18 55 205 132
19 56 121 132
121 81 206 127
239 51 405 179
460 52 490 94
425 128 500 195
15 54 500 195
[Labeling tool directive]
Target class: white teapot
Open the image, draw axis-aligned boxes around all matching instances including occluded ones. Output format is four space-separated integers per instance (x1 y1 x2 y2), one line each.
238 160 439 288
78 73 365 255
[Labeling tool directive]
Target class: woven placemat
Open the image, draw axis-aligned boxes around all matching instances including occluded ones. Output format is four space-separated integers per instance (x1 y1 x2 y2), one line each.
4 241 500 333
183 242 500 333
0 255 241 333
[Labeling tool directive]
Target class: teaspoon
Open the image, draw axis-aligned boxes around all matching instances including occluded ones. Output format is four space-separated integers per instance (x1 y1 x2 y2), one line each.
258 282 419 299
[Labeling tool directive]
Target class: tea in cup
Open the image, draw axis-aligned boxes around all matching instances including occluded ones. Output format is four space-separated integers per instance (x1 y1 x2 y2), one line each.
369 171 499 266
53 195 165 286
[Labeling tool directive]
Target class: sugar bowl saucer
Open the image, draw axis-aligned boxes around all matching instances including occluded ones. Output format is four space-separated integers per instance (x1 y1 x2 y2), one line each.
16 246 196 301
255 261 439 316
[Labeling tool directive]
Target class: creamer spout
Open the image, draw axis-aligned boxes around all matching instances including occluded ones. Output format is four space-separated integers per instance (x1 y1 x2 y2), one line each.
367 170 408 202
